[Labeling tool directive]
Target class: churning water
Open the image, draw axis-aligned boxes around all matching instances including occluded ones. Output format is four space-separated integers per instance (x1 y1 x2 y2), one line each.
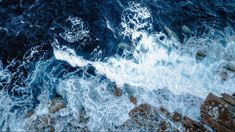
0 0 235 131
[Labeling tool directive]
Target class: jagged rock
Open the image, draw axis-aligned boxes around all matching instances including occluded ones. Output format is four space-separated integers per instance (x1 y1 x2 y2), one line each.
25 110 34 118
182 116 208 132
158 121 169 131
159 107 171 118
129 95 137 105
124 104 183 131
196 51 206 60
172 112 182 122
201 93 235 131
201 113 231 132
49 96 66 113
114 87 121 97
224 64 235 73
50 127 54 132
129 104 151 117
222 93 235 106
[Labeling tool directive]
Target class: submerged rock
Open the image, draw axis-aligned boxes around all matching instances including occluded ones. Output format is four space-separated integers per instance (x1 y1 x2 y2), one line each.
224 63 235 73
114 104 185 131
129 95 137 105
220 71 228 81
196 51 207 60
201 93 235 131
182 25 193 34
114 87 122 97
182 116 207 131
117 43 132 51
164 26 180 41
25 110 34 118
172 112 182 122
49 96 66 113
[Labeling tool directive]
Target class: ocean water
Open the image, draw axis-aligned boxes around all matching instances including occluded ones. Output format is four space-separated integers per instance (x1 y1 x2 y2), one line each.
0 0 235 131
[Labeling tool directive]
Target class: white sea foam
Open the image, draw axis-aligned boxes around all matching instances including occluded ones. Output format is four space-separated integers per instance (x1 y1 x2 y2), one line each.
59 16 89 44
1 1 235 131
51 3 235 129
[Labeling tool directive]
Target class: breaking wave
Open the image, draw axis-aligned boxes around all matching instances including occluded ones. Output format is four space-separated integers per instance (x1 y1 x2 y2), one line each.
0 0 235 131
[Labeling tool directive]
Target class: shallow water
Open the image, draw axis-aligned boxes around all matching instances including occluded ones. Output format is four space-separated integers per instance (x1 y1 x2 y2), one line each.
0 0 235 131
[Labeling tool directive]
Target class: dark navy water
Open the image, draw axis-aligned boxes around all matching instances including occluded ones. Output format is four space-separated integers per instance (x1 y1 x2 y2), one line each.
0 0 235 131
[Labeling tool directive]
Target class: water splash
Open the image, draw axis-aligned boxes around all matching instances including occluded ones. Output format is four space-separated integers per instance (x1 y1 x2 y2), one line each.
1 1 235 131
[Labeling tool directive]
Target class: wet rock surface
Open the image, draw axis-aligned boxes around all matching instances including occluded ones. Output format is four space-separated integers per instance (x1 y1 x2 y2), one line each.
129 95 137 105
114 104 185 131
200 93 235 131
182 116 208 132
25 96 89 131
116 92 235 131
23 92 235 131
49 96 66 113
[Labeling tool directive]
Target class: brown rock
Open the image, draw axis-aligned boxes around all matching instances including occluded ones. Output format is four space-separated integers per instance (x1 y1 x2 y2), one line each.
49 96 66 113
114 87 121 97
129 103 151 117
129 95 137 105
25 110 34 118
172 112 182 122
50 126 54 132
221 93 235 106
182 116 207 132
159 107 171 118
200 93 235 130
158 121 168 131
79 109 89 124
201 113 231 132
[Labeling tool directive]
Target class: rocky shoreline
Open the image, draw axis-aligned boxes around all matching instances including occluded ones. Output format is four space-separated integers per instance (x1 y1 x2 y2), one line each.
24 92 235 131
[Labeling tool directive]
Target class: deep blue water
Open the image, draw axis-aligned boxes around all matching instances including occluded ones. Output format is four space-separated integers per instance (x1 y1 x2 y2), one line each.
0 0 235 131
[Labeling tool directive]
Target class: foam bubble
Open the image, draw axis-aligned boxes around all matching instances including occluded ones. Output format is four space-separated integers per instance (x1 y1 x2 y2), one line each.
59 16 89 44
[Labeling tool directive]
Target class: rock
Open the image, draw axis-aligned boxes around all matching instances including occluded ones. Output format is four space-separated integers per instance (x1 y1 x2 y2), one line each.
221 93 235 106
49 96 66 113
200 93 235 130
220 71 228 81
79 108 89 124
201 113 231 132
129 95 137 105
182 116 208 131
118 43 132 51
182 25 193 34
158 121 169 131
129 103 151 117
164 26 180 41
159 107 171 118
196 51 206 60
224 64 235 73
114 87 121 97
126 104 183 131
50 126 54 132
25 110 34 118
172 112 182 122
